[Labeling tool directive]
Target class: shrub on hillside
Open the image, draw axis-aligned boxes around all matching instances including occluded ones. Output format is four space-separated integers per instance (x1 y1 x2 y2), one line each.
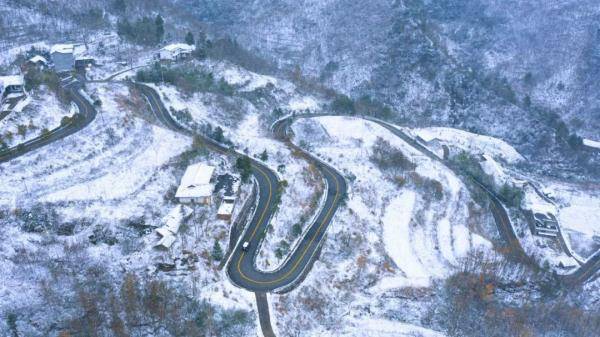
370 137 417 175
136 64 234 96
498 183 524 208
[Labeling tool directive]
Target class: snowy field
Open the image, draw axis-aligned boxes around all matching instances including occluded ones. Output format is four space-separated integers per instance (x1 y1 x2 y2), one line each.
546 182 600 259
405 126 525 164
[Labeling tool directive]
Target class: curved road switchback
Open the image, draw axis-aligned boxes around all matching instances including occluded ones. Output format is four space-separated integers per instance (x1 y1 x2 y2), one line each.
0 77 97 164
134 82 347 293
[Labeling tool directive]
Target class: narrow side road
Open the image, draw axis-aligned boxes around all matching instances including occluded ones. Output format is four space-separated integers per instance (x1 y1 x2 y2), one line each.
255 292 277 337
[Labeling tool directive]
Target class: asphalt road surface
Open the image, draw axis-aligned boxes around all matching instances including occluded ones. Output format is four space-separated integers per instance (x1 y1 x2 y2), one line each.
0 77 97 164
561 249 600 286
135 82 347 293
255 292 277 337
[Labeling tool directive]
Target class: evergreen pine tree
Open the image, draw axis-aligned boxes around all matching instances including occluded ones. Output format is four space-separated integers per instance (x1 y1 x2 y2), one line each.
211 240 223 261
185 31 195 45
112 0 126 13
155 14 165 43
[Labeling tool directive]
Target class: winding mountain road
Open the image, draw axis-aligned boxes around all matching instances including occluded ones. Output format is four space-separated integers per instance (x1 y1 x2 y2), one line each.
135 82 347 293
0 78 97 164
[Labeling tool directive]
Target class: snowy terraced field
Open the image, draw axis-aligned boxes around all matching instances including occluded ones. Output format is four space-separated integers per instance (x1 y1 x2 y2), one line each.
404 125 590 272
299 116 493 286
1 84 188 217
268 116 494 336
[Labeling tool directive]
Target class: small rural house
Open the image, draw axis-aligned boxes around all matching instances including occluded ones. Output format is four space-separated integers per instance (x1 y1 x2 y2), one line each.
531 212 559 238
214 173 241 222
51 44 75 73
175 163 215 204
26 55 49 70
0 75 26 108
217 196 236 221
157 43 195 62
75 56 96 71
0 75 25 99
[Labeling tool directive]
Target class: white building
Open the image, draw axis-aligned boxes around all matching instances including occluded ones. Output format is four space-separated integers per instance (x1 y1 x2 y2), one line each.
157 43 195 62
0 75 26 108
583 138 600 152
175 163 215 204
217 196 236 221
0 75 25 96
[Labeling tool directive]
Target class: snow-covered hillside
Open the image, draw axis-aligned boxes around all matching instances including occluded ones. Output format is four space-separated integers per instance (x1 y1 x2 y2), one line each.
0 81 258 336
265 116 496 335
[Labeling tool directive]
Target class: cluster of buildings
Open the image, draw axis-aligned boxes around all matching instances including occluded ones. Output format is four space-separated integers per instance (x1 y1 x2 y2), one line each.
49 43 94 73
1 42 94 111
155 162 240 250
174 162 240 221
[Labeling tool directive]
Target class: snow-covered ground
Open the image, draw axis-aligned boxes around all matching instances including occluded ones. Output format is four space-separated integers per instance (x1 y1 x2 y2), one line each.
267 116 494 335
0 87 72 148
84 32 156 81
338 319 446 337
545 182 600 259
297 116 494 286
405 126 525 164
405 124 590 272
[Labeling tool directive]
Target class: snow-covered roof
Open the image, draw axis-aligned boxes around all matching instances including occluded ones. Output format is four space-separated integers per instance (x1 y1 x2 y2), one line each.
175 163 215 198
156 234 176 249
0 75 24 87
28 55 48 64
51 44 87 56
217 199 235 216
156 205 191 235
162 43 195 53
583 138 600 149
51 44 74 54
156 227 172 238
